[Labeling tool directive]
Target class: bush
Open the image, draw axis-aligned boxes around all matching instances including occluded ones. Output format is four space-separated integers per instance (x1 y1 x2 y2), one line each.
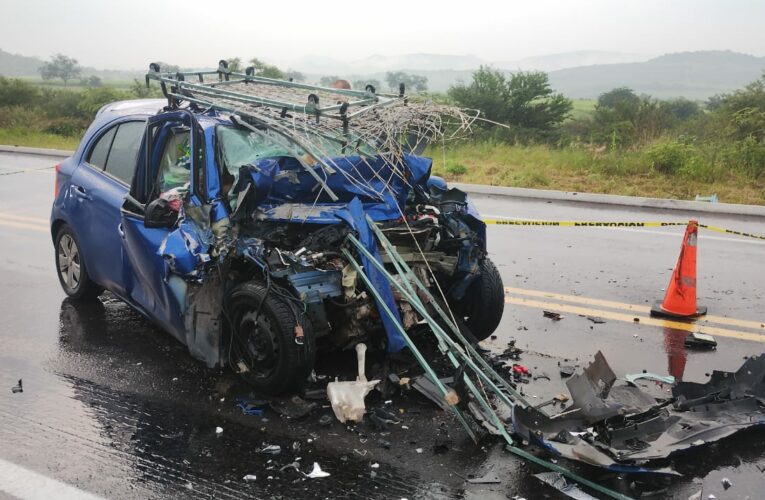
0 78 39 107
719 136 765 179
644 139 696 174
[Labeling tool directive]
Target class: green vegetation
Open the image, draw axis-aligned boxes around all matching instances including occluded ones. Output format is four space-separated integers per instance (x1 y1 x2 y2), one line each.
430 70 765 205
1 58 764 205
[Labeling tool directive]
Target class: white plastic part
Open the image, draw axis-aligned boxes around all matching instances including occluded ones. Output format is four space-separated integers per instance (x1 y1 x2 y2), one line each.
326 343 379 423
305 462 330 479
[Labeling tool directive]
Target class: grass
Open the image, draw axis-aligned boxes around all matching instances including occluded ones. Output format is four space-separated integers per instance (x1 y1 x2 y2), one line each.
568 99 596 121
429 141 765 205
0 128 80 150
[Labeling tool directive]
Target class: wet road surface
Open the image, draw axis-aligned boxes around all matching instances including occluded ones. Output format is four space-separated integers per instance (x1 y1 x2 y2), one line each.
1 151 764 499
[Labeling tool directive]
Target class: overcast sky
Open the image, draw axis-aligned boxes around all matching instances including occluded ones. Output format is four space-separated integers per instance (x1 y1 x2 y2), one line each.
1 0 764 69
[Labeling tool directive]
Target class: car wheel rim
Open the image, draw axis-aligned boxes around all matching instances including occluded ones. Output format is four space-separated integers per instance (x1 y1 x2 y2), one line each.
234 309 279 380
58 234 81 290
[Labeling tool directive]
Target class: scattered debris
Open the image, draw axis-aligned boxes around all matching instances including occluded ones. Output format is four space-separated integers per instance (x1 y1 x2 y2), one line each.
684 332 717 350
11 379 22 394
215 426 223 435
559 365 575 378
625 373 676 385
258 444 281 455
721 477 732 490
370 463 380 469
327 343 380 423
467 471 501 484
270 395 318 419
318 414 334 427
243 474 257 482
586 316 606 324
543 310 563 321
533 372 551 381
533 472 597 499
304 462 330 479
513 352 765 472
236 397 266 416
410 375 457 411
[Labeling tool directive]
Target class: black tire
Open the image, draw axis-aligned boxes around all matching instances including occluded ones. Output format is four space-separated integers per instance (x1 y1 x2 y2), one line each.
226 281 315 395
54 225 103 300
463 258 504 341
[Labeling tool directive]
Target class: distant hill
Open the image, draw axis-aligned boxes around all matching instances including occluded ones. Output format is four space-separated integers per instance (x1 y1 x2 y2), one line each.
547 50 765 99
292 53 484 75
495 50 650 72
0 48 43 76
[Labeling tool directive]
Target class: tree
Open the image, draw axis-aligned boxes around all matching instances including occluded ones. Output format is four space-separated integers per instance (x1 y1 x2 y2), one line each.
39 54 82 86
353 79 381 91
385 71 427 92
448 67 572 140
711 75 765 141
80 75 103 87
249 57 284 79
226 57 242 73
0 77 39 106
319 75 340 87
284 70 306 82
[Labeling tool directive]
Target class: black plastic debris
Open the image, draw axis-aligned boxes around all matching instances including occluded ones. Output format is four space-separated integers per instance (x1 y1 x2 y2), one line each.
410 375 455 411
543 310 563 321
270 395 317 419
467 470 501 484
586 316 606 324
11 379 22 394
513 352 765 472
684 332 717 350
368 407 400 430
318 414 334 427
559 365 575 378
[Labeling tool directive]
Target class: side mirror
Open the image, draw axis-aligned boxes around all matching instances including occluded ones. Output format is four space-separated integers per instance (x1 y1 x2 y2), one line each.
144 198 178 228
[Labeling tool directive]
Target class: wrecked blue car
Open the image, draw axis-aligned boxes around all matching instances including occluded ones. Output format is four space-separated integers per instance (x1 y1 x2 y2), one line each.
51 63 504 394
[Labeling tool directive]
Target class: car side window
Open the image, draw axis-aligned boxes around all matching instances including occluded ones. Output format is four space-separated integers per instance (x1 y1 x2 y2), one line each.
104 121 145 185
159 129 191 193
86 126 117 168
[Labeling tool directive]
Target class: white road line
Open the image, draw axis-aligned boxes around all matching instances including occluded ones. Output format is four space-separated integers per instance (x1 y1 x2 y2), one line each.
0 458 105 500
480 213 765 246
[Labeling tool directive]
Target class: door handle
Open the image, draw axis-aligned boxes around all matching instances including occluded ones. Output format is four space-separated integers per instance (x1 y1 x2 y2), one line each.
118 223 125 238
71 185 91 200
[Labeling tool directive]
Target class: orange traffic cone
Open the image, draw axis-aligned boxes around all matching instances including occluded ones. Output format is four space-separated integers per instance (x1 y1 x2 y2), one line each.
650 220 707 319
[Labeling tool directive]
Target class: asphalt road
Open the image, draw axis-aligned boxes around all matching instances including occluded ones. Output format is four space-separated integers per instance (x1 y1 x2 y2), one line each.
1 151 764 499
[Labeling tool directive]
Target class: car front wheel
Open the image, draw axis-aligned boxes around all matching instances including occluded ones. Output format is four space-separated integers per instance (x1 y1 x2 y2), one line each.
463 258 505 341
54 225 103 300
226 281 316 395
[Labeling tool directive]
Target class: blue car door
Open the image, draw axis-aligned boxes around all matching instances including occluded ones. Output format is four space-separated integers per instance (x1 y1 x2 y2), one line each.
119 111 201 342
68 120 145 296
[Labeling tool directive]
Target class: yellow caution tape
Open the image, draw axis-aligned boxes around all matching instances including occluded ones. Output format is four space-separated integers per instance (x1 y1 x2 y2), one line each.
697 224 765 241
482 219 765 240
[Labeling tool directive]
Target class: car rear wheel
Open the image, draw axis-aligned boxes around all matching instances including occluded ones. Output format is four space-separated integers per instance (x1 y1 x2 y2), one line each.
463 258 505 341
226 281 315 395
54 225 103 300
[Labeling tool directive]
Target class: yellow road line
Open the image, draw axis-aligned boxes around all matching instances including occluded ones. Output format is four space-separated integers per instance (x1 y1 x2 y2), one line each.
505 296 765 343
0 219 48 233
505 286 765 331
0 213 49 224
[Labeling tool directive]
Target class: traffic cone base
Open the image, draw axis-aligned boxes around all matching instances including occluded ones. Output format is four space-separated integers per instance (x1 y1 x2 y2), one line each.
650 301 707 319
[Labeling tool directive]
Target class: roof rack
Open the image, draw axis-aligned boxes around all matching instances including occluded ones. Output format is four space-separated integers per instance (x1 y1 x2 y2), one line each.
145 60 478 202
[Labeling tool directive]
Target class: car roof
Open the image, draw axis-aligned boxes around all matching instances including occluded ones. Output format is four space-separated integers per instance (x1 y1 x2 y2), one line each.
96 99 166 120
